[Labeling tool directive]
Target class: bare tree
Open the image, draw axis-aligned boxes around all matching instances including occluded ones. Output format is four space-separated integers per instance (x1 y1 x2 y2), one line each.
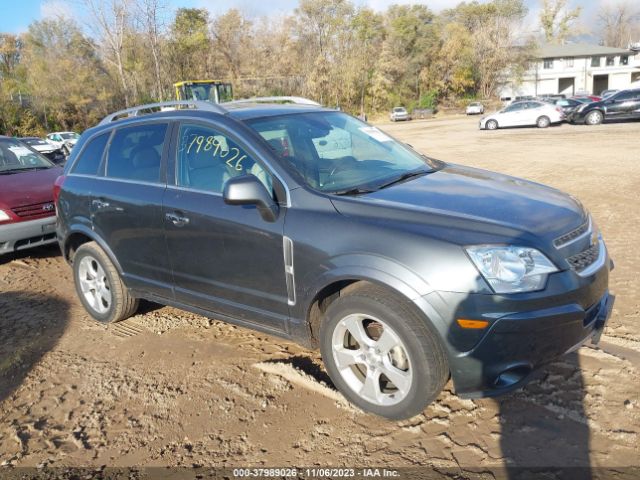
539 0 582 44
135 0 168 100
597 2 640 48
80 0 133 106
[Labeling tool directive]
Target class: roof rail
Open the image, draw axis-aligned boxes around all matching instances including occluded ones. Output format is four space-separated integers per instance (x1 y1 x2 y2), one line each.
98 100 226 125
224 96 321 106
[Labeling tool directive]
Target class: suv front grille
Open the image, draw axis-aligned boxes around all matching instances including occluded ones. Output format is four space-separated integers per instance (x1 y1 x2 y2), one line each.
12 201 56 219
567 242 600 272
554 221 589 248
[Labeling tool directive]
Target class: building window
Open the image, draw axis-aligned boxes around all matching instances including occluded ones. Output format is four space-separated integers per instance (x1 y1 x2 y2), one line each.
591 56 601 67
543 59 554 69
621 55 629 65
606 56 615 66
565 57 574 68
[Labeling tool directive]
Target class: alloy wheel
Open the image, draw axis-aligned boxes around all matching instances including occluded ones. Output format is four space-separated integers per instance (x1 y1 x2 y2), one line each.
331 314 412 406
77 255 112 314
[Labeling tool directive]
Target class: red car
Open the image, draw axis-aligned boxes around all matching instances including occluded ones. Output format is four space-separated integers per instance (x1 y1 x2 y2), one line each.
0 136 62 255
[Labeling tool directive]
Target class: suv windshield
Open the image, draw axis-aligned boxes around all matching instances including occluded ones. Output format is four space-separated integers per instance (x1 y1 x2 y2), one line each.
0 138 54 173
246 111 437 194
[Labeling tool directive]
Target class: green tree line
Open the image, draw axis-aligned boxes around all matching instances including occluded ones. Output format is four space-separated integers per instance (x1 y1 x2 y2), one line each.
1 0 635 136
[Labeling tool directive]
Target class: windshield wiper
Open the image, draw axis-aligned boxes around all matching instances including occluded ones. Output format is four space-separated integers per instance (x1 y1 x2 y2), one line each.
332 187 377 196
374 169 430 191
0 166 50 175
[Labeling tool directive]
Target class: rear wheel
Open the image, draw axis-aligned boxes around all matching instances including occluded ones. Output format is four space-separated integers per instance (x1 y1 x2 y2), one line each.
586 110 603 125
536 116 551 128
73 242 138 324
320 284 448 419
485 119 498 130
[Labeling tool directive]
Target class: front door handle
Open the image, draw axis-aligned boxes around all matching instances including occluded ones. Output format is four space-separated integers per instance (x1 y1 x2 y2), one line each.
165 212 190 227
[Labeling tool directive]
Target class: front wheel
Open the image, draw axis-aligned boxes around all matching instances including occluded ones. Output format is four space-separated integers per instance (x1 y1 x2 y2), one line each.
73 242 139 323
586 110 603 125
320 284 449 419
485 119 498 130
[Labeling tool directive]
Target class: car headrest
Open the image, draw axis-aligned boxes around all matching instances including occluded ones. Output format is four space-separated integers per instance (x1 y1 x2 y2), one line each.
132 146 160 169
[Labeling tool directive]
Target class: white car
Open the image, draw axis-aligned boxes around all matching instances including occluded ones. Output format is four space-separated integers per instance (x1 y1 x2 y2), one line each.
466 102 484 115
390 107 411 121
46 131 80 155
479 101 564 130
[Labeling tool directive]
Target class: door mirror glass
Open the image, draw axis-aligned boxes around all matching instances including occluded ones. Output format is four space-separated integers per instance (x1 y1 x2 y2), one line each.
223 174 279 222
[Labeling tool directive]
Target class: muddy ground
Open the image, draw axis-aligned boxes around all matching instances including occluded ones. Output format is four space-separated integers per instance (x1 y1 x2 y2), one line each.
1 115 639 477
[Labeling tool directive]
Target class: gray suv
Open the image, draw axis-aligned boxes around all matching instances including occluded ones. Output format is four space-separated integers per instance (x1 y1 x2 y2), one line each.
56 99 613 419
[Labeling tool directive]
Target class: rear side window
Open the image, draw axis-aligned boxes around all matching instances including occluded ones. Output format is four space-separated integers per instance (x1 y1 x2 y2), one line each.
106 123 167 183
72 133 109 175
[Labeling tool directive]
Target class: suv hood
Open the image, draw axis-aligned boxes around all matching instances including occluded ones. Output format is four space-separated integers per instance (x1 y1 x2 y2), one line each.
330 164 586 244
0 167 62 209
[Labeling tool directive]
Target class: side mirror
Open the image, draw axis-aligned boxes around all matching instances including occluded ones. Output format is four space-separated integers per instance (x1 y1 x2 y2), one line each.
223 175 279 222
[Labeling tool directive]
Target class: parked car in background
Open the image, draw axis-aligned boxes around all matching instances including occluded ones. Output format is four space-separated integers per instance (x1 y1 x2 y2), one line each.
600 89 619 98
569 88 640 125
46 131 80 156
56 98 613 419
390 107 411 122
19 137 66 164
538 94 566 102
571 95 601 102
480 100 564 130
553 98 587 117
465 102 484 115
0 136 62 255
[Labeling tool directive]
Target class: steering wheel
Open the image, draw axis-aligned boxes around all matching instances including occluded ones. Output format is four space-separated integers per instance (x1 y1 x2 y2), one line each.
326 156 357 181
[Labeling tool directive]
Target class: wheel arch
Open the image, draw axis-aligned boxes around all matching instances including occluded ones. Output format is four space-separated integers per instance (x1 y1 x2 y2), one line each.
63 225 123 274
302 265 446 349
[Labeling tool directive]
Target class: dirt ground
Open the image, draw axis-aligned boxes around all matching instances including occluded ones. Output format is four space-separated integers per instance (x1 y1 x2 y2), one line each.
1 115 639 477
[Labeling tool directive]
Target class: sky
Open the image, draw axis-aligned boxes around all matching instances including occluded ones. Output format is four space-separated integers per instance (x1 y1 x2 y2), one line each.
0 0 613 37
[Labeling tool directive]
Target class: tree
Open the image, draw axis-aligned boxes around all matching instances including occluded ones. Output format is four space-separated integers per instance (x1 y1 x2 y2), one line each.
539 0 582 44
21 18 113 130
211 9 252 81
447 0 531 99
597 2 640 48
81 0 134 107
135 0 168 100
168 8 211 81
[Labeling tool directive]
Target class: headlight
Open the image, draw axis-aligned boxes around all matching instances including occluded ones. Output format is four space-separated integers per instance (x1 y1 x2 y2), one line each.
0 209 12 222
466 246 558 293
577 104 588 113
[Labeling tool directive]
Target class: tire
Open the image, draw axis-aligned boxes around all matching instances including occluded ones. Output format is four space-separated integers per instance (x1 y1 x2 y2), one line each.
319 283 449 419
485 119 498 130
586 110 603 125
73 241 139 324
536 116 550 128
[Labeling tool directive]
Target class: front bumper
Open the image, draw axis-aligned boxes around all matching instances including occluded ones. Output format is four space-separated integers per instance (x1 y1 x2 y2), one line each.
421 257 613 397
0 216 57 255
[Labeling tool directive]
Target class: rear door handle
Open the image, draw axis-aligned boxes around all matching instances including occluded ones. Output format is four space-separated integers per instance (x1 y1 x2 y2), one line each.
92 199 110 209
165 212 190 227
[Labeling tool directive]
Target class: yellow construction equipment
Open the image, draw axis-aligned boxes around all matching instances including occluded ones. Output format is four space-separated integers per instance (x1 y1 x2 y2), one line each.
174 80 233 104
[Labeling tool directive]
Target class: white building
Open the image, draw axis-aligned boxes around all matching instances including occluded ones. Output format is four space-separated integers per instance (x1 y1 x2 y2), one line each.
499 43 640 98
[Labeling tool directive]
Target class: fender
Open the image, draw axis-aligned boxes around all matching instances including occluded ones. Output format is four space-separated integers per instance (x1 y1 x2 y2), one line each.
63 222 124 275
295 254 449 338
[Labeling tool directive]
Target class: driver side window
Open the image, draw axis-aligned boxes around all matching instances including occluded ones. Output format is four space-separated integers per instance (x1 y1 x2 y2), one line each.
176 123 273 194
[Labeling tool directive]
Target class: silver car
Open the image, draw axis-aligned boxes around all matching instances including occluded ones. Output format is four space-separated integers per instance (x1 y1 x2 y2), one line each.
390 107 411 121
466 102 484 115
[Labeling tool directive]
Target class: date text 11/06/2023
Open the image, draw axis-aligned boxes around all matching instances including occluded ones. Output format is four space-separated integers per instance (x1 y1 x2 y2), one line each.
232 468 400 477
